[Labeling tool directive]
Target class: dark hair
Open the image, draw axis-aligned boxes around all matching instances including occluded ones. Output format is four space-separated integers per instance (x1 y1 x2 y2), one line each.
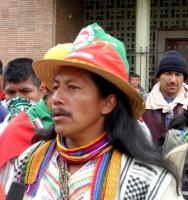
129 73 141 83
0 60 3 75
169 110 188 130
130 73 140 79
33 71 179 191
3 58 41 88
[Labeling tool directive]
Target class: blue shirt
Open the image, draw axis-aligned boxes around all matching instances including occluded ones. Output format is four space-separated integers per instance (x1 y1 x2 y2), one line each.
0 103 9 123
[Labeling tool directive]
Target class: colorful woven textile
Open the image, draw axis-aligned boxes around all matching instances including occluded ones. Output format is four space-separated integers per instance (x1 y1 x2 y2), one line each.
56 132 113 164
16 133 122 199
69 160 96 199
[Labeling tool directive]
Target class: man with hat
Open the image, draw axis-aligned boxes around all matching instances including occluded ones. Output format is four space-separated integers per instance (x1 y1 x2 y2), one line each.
143 50 188 145
2 23 182 199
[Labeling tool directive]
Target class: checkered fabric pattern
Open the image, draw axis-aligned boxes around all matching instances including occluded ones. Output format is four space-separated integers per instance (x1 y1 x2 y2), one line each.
124 175 150 200
120 156 171 200
14 142 42 182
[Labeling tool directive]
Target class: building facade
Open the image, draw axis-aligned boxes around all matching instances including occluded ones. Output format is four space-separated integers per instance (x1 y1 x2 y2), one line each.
0 0 187 90
85 0 188 90
0 0 84 66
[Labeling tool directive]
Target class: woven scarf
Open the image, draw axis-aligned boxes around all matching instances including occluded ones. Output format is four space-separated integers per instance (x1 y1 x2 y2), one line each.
56 132 113 164
21 133 121 199
56 132 114 199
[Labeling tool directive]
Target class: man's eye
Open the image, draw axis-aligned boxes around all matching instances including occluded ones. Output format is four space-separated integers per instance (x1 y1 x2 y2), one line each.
22 90 30 94
52 85 59 91
68 85 80 90
6 91 14 95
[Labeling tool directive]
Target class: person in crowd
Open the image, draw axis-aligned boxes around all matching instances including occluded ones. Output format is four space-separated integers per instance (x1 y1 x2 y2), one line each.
0 93 53 193
2 23 182 199
0 44 72 195
0 44 71 178
3 57 45 102
163 110 188 199
0 58 46 133
129 73 146 96
0 60 5 103
143 50 188 145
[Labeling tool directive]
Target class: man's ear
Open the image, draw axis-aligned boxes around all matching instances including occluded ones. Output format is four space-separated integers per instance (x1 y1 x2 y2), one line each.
39 83 47 96
101 94 117 115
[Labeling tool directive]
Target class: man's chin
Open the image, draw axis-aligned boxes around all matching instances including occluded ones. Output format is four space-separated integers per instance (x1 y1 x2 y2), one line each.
167 90 178 96
55 127 64 136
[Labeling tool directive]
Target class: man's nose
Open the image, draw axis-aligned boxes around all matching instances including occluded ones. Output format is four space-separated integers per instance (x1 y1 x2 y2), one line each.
169 74 177 82
52 89 66 105
15 92 26 99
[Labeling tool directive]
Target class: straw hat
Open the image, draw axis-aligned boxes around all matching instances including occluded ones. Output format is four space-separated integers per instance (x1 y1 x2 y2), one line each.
33 23 145 118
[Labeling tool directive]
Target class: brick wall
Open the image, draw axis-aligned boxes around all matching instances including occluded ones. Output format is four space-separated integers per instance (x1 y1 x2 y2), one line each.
0 0 55 66
0 0 85 67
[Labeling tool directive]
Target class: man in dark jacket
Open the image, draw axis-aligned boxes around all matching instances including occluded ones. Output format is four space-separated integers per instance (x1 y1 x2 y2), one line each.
143 50 188 145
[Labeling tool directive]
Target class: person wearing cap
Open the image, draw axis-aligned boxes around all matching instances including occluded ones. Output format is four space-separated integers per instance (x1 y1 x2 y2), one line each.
143 50 188 145
3 23 182 199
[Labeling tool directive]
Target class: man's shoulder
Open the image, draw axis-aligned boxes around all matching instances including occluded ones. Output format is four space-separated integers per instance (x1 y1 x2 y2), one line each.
143 108 163 119
121 154 166 175
120 155 174 199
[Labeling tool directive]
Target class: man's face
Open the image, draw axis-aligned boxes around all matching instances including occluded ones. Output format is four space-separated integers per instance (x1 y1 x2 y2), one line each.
52 67 116 146
159 71 184 97
130 77 140 88
5 78 42 101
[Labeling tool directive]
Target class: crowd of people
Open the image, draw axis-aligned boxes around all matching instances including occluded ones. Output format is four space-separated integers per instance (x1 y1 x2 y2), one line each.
0 22 187 199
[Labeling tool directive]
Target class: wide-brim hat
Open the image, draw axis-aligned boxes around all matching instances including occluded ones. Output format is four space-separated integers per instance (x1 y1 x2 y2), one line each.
33 23 145 119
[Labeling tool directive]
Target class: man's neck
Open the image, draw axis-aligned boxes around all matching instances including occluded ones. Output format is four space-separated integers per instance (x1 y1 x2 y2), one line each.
164 96 174 103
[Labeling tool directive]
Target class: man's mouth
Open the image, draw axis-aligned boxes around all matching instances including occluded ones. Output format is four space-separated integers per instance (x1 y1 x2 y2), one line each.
52 108 71 118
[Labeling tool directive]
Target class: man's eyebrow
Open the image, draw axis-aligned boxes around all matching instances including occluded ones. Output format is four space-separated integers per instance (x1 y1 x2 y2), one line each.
20 87 33 91
53 78 60 83
5 89 15 94
5 88 13 92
